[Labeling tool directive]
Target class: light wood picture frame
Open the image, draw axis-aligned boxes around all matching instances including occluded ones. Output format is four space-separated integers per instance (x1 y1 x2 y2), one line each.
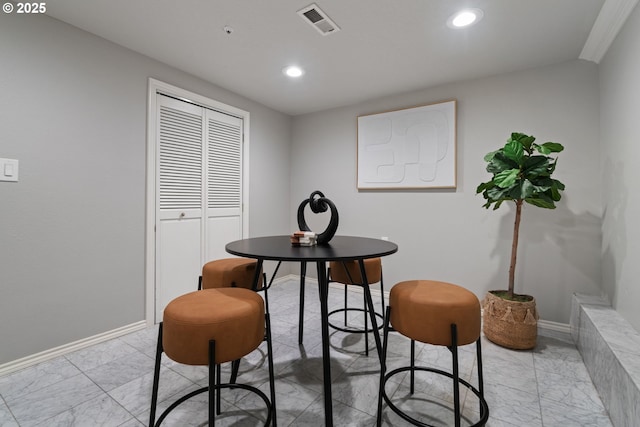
357 99 457 190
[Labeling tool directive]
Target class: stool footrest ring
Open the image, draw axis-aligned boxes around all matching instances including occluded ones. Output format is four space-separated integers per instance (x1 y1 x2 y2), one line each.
153 382 274 427
381 366 489 427
327 307 384 334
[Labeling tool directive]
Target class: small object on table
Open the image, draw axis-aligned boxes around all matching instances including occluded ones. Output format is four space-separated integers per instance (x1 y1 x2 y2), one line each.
291 231 317 246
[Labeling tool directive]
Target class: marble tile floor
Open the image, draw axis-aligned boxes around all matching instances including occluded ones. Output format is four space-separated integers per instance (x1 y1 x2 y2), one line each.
0 279 613 426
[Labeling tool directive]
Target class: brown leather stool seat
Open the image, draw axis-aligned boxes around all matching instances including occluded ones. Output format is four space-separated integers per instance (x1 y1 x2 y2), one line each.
149 288 276 426
389 280 481 346
201 258 264 290
376 280 489 427
329 258 382 285
163 288 265 364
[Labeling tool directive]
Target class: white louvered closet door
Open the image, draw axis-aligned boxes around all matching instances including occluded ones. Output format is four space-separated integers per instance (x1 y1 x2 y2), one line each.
155 95 243 321
205 110 243 261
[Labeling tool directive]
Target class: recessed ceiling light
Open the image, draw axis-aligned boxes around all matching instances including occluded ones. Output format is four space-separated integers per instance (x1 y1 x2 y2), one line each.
283 66 304 78
447 8 484 29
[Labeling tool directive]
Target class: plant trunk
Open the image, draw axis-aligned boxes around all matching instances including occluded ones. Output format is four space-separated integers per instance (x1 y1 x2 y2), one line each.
508 199 523 299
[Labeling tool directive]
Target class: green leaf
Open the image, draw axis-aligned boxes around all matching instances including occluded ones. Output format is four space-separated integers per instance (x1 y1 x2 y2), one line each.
520 179 535 199
550 179 565 201
476 181 494 194
525 193 556 209
537 142 564 155
509 185 523 200
483 150 498 162
521 136 536 151
486 185 512 202
523 156 549 178
527 178 552 194
509 133 535 152
494 169 519 188
526 199 556 209
510 132 527 141
487 152 518 174
503 139 524 165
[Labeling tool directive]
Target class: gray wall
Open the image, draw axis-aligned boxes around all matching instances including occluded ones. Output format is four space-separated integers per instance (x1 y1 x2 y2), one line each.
291 59 602 325
0 14 291 364
599 3 640 331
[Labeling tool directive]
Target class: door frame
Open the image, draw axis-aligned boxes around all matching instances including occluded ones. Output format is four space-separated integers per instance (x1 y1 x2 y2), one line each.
145 78 251 325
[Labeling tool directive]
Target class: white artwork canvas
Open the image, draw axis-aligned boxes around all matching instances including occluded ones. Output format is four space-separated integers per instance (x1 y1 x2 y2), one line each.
357 100 456 189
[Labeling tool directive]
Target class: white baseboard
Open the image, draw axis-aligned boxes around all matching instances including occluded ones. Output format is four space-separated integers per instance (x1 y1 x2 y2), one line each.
0 321 147 377
537 319 572 341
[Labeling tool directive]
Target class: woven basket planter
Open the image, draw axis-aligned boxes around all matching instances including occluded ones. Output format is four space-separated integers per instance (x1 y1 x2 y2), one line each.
482 291 538 350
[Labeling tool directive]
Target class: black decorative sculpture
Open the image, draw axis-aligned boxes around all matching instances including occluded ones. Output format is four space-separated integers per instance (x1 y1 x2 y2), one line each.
297 191 339 245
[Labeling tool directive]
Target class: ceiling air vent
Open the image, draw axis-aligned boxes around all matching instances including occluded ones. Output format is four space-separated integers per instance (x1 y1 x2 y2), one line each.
297 3 340 36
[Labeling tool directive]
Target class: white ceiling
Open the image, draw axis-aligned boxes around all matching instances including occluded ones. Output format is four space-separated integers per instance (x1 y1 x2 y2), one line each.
45 0 617 116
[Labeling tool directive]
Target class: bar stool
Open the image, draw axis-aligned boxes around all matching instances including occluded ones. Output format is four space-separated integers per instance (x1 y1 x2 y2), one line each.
199 257 270 309
326 258 384 356
377 280 489 427
149 288 277 426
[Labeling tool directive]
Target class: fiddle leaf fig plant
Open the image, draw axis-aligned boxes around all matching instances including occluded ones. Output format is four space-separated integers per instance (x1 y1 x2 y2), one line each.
476 132 565 299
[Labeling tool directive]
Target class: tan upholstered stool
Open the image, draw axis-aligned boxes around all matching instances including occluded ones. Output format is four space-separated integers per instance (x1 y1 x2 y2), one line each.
330 258 382 285
149 288 276 426
376 280 489 427
200 258 265 291
325 258 384 355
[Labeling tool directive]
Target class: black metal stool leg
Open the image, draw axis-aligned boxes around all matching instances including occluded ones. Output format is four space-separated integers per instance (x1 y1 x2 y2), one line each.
451 324 461 427
376 306 392 427
216 364 222 415
410 339 415 394
476 338 485 419
149 323 163 427
265 313 277 426
230 359 240 384
209 340 217 426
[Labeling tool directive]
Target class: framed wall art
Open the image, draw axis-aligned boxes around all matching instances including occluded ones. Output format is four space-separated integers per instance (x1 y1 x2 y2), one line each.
357 99 457 190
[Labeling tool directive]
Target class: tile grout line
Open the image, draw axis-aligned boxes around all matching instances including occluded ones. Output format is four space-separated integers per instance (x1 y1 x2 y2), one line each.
532 347 545 426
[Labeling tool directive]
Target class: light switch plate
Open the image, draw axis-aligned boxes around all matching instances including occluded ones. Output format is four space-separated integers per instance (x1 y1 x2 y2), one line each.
0 158 19 182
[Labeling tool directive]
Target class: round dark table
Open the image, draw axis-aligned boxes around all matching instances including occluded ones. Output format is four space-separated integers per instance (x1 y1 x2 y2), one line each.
226 235 398 426
226 235 398 262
